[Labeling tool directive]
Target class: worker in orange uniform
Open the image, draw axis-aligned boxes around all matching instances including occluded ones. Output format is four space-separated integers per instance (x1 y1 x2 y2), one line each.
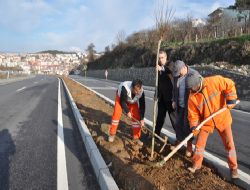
186 73 239 179
109 79 145 146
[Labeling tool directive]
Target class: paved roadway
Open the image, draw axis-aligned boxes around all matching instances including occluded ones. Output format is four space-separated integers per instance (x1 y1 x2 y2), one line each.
70 75 250 175
0 75 99 190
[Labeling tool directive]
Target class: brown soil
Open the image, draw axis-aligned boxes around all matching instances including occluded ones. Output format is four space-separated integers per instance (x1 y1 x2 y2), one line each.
0 73 7 79
63 76 241 190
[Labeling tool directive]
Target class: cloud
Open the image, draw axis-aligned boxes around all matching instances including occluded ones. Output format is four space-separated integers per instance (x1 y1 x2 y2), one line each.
0 0 58 33
0 0 236 52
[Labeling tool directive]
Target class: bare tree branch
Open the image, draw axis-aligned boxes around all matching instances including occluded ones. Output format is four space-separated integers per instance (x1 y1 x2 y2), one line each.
154 0 175 40
116 30 126 45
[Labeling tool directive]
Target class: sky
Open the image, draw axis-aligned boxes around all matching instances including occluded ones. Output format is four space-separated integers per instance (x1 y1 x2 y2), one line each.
0 0 235 53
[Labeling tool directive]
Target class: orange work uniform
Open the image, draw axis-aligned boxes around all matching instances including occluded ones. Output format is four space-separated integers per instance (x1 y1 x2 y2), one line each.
110 81 145 139
188 75 238 170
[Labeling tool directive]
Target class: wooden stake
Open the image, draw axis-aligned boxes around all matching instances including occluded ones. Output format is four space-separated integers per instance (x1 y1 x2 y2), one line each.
151 38 162 159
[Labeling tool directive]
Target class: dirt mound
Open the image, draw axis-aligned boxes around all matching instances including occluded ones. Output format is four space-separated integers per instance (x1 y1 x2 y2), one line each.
63 76 241 190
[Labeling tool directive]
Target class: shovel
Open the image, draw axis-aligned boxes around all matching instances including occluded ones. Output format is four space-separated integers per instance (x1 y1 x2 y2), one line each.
131 117 168 153
152 101 239 167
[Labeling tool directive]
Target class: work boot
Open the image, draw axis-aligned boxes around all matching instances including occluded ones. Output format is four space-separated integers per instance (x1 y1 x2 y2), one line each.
170 140 180 151
231 169 239 179
188 165 201 173
185 140 193 158
133 139 143 146
108 135 115 142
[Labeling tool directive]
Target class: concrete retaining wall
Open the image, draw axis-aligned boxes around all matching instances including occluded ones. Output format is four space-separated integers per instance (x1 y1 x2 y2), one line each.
87 67 250 101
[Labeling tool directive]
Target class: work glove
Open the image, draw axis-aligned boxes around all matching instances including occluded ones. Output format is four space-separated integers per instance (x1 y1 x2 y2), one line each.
191 126 200 136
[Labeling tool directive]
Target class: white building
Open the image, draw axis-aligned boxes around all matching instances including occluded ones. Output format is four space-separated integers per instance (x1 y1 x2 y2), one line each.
20 62 31 74
192 18 206 27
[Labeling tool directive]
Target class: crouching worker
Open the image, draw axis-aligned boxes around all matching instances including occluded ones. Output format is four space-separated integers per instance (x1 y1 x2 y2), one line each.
186 73 239 179
109 79 145 146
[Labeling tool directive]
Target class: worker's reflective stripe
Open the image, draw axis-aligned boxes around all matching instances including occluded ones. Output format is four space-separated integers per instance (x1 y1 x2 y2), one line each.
132 124 141 128
197 91 219 110
228 149 237 157
132 122 138 125
112 120 119 126
194 151 204 155
225 92 237 97
194 147 204 155
195 147 204 151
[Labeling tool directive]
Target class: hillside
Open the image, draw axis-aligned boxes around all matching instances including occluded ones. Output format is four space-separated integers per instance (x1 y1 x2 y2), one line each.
88 35 250 70
37 50 76 55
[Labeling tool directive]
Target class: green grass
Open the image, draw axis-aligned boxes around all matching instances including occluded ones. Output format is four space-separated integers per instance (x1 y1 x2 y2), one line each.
161 34 250 48
226 35 250 43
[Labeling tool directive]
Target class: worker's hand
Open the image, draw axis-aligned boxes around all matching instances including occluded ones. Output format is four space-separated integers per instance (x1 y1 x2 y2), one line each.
227 104 236 109
172 102 176 110
156 65 163 71
127 112 132 118
191 126 200 136
140 120 145 127
192 129 200 136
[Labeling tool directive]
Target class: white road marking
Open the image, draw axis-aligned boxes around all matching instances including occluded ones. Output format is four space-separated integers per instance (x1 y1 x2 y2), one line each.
89 86 116 90
144 89 154 93
16 86 26 92
34 81 38 84
57 79 69 190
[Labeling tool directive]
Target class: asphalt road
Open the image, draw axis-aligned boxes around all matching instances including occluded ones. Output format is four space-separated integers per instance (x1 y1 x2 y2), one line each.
70 75 250 175
0 75 98 190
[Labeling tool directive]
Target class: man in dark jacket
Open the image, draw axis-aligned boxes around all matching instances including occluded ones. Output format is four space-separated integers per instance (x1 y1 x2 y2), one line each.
172 60 200 157
155 51 176 137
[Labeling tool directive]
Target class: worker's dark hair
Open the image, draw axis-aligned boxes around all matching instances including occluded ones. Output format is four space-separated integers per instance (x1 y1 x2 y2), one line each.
132 79 142 88
159 50 167 55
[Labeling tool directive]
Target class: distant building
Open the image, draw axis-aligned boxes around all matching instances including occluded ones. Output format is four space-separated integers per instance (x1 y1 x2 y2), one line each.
0 52 82 74
208 7 250 37
209 7 250 25
192 18 206 27
20 62 31 74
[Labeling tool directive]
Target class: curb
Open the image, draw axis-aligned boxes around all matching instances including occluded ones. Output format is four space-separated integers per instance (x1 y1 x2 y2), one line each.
70 77 250 190
61 78 119 190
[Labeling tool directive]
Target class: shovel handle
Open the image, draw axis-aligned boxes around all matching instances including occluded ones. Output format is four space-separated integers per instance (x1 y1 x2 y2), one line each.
161 102 240 163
